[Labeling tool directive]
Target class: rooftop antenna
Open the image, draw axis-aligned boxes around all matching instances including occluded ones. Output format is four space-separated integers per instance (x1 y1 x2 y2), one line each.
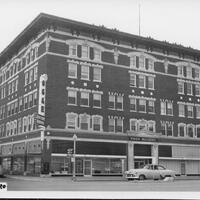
139 3 141 36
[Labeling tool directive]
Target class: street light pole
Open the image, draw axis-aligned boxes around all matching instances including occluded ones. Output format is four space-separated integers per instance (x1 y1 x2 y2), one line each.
72 134 77 181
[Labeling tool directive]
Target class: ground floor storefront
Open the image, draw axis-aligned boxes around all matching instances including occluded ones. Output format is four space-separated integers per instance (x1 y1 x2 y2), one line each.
1 129 200 176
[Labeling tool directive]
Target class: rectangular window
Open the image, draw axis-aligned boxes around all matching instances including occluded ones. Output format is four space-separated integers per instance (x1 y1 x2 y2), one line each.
130 73 136 87
179 104 185 117
33 66 38 81
68 63 77 78
29 94 33 108
148 101 155 113
195 84 200 96
68 90 77 105
177 66 184 77
93 93 101 108
24 96 28 110
148 59 154 71
82 45 89 58
80 92 89 106
130 56 136 68
116 119 123 133
116 96 123 110
160 102 166 115
7 104 11 117
80 115 89 130
138 75 145 88
148 76 154 89
15 79 18 92
29 69 33 84
139 55 145 69
8 83 11 95
69 44 77 56
167 123 173 136
108 118 115 132
25 72 29 85
186 67 192 78
18 118 22 134
130 98 136 111
93 116 102 131
19 97 23 111
187 83 193 95
194 68 200 80
66 114 77 129
179 124 185 137
187 105 193 118
167 102 173 115
11 103 14 115
108 95 115 109
138 120 147 131
196 106 200 118
81 65 89 80
94 49 101 60
148 121 155 132
130 119 137 131
14 101 18 113
178 81 184 94
93 67 101 82
187 126 194 137
197 126 200 138
33 91 37 105
138 99 146 112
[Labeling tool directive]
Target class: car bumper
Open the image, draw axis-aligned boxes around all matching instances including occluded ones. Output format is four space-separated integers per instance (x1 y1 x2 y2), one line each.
125 174 139 179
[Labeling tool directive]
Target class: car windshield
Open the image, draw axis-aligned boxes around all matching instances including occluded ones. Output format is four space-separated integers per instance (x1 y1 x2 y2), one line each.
143 165 151 169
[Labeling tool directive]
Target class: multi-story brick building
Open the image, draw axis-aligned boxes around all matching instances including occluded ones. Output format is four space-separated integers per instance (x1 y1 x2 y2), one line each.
0 13 200 176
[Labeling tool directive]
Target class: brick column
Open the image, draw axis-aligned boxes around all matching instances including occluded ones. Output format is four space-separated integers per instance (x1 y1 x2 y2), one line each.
127 142 134 170
152 144 158 165
40 131 52 176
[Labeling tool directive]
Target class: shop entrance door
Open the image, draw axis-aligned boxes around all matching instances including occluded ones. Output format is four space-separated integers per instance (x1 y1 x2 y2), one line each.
181 161 186 175
84 160 92 176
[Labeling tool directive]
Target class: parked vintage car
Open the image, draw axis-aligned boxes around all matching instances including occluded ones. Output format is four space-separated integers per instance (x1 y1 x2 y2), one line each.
125 164 176 180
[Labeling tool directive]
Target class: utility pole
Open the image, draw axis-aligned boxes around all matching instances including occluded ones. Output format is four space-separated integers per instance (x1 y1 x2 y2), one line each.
72 134 77 181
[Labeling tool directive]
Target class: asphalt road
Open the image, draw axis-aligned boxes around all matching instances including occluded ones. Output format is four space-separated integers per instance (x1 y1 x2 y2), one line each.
1 176 200 191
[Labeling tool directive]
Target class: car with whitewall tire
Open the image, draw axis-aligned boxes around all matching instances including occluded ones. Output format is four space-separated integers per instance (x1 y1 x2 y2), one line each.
125 164 176 181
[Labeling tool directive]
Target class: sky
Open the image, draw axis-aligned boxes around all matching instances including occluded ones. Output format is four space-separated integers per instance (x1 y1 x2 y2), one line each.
0 0 200 53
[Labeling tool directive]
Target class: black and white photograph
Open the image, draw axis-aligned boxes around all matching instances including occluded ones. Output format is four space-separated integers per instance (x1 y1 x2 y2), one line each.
0 0 200 199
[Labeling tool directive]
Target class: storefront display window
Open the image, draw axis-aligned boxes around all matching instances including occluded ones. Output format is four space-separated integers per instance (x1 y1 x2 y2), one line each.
27 156 41 175
2 157 11 174
92 158 122 175
13 157 24 175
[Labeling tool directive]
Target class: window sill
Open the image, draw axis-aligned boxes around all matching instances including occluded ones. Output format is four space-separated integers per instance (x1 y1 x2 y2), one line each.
148 112 155 114
80 105 89 108
138 111 146 113
116 109 123 111
130 110 137 112
179 115 185 117
93 106 102 109
93 80 102 83
80 78 90 81
67 104 77 106
108 108 115 110
68 76 77 79
187 116 194 119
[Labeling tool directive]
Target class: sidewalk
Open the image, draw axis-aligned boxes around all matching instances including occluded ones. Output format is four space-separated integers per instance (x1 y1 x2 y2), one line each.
5 174 200 182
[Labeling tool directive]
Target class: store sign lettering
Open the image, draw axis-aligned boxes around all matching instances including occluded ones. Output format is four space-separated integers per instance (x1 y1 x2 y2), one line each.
129 137 157 142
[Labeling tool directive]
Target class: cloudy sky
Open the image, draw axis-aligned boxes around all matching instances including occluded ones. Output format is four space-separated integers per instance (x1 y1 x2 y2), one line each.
0 0 200 53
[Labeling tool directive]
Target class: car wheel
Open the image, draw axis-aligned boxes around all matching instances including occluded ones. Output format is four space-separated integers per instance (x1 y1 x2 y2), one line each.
139 175 145 180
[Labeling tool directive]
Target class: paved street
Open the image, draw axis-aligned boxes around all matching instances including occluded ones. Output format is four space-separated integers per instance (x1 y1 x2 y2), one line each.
1 176 200 191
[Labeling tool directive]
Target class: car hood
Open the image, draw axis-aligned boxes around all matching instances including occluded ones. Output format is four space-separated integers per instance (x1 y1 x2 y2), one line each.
126 169 145 173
